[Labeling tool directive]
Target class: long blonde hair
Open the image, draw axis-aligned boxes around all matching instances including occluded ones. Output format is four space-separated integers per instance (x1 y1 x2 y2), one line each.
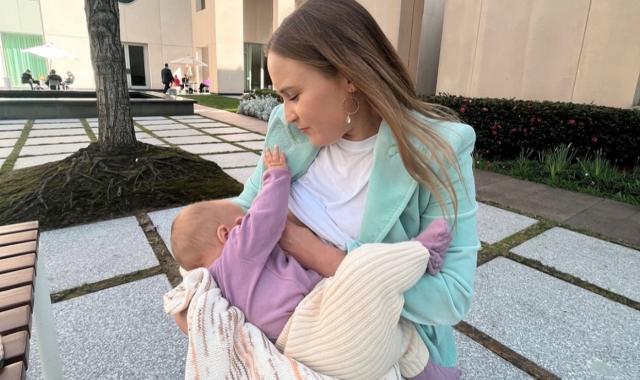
268 0 463 219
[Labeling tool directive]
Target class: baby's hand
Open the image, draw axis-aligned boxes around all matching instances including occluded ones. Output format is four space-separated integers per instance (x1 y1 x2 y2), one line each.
264 145 288 170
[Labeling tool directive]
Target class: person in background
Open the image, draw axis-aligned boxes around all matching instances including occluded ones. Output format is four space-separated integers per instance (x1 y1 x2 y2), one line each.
21 69 38 90
45 69 63 90
62 71 75 90
173 74 182 90
161 63 173 94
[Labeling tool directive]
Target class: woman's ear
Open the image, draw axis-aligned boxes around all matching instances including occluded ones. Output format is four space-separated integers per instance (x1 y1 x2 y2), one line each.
216 225 230 244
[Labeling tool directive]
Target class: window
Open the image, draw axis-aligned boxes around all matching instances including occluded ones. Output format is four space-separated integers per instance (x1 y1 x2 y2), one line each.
196 0 205 11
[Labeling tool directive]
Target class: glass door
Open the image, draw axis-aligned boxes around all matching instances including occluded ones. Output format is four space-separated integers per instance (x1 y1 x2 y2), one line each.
123 44 148 89
244 43 272 92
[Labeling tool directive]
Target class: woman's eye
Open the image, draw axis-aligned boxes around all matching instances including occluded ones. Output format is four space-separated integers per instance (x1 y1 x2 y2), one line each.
289 94 299 101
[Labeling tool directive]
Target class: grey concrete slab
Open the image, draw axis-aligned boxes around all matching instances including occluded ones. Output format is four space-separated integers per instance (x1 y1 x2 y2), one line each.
0 147 12 158
33 118 80 123
202 151 260 168
24 135 90 145
477 203 538 244
13 154 69 169
84 117 99 122
185 119 219 125
29 128 87 137
474 169 513 188
39 216 159 292
133 116 168 121
219 133 265 142
137 124 184 131
467 258 640 379
0 159 4 168
237 140 264 150
180 143 242 154
136 119 175 125
88 121 99 127
565 199 640 249
27 275 187 380
148 206 186 255
164 135 220 145
225 167 254 183
190 122 230 128
0 130 22 139
153 129 203 137
512 227 640 302
0 119 27 124
456 331 532 379
19 142 89 156
0 139 16 147
171 115 207 119
31 123 84 129
201 126 249 135
139 138 168 146
0 124 25 131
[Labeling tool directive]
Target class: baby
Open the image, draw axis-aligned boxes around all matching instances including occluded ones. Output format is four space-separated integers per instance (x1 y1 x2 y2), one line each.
170 146 452 343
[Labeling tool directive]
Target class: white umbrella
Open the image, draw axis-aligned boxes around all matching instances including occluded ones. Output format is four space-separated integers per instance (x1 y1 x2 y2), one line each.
169 56 208 67
22 43 74 60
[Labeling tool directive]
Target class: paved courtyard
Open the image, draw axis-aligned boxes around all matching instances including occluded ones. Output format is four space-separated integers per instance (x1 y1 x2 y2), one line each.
1 112 638 379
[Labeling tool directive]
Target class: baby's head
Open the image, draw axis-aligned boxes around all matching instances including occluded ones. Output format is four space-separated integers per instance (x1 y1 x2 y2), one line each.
171 200 244 270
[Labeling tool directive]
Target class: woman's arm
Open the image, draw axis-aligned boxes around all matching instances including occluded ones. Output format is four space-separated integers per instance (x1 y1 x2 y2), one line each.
279 220 346 277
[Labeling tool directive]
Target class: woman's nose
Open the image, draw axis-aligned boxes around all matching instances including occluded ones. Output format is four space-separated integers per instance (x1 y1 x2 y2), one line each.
284 104 298 124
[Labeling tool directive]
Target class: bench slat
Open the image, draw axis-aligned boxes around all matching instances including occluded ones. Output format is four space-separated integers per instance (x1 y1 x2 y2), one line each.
0 254 36 276
0 268 34 293
0 305 31 336
0 242 37 260
0 331 29 368
0 285 33 313
0 361 26 380
0 222 38 236
0 231 37 248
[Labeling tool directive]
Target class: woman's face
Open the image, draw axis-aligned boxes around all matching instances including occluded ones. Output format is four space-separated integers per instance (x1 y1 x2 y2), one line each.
267 53 352 147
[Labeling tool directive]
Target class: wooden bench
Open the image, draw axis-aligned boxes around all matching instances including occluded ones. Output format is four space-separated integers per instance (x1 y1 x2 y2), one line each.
0 221 39 380
0 221 63 380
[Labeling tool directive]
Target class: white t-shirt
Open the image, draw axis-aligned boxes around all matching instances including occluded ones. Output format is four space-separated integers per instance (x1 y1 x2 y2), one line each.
288 134 377 250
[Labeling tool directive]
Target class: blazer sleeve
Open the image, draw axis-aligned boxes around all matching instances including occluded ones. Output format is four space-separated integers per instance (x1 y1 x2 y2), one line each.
401 122 481 326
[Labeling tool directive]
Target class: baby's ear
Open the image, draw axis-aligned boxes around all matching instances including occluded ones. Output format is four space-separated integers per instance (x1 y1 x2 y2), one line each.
216 225 230 244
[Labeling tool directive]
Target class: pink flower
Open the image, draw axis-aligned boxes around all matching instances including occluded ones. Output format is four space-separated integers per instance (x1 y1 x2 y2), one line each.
510 128 516 133
591 136 598 143
491 130 498 136
481 107 488 112
568 119 576 125
460 106 466 113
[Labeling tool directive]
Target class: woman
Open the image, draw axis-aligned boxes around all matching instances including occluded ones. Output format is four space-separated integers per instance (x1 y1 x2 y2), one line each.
234 0 479 378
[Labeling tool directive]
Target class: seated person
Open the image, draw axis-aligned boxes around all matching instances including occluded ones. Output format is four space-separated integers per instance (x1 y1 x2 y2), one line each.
198 80 209 93
45 69 63 90
21 69 40 90
170 147 452 378
173 74 182 90
61 71 75 90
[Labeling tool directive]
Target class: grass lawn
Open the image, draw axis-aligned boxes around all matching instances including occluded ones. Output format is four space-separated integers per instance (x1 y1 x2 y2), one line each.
183 94 240 112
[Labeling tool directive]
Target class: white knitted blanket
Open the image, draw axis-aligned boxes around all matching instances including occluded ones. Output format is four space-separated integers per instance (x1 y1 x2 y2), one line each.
164 241 430 380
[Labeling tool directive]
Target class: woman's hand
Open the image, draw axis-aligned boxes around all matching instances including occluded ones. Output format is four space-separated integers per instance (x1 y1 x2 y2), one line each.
280 220 346 277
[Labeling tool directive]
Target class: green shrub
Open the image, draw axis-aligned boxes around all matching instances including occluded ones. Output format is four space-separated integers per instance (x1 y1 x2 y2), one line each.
242 88 283 102
424 95 640 168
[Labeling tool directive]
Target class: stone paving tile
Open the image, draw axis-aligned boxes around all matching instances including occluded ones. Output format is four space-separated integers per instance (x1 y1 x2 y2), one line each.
0 158 4 168
138 138 168 147
202 152 260 168
33 118 80 123
512 227 640 302
179 143 242 154
164 135 220 145
0 119 27 124
225 167 254 183
0 139 17 147
0 130 22 139
236 140 264 150
13 154 69 169
218 133 265 142
477 203 538 244
191 122 230 128
88 121 99 127
0 147 12 158
0 124 25 131
24 135 90 145
19 142 89 156
467 258 639 379
137 119 175 126
27 275 187 380
136 124 184 131
201 126 249 135
148 206 186 255
31 123 84 129
29 128 87 137
456 331 532 379
85 117 98 122
153 129 203 138
185 120 220 125
39 216 159 292
133 116 168 121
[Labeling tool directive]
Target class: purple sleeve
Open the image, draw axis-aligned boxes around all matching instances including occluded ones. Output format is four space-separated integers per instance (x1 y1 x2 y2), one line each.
414 218 452 275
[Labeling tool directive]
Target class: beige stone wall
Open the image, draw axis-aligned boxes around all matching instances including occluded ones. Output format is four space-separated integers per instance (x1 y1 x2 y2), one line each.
437 0 640 108
416 0 444 96
244 0 273 44
213 0 244 93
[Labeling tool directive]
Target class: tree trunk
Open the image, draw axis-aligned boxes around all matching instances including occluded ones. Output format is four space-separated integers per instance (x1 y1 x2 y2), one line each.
85 0 136 150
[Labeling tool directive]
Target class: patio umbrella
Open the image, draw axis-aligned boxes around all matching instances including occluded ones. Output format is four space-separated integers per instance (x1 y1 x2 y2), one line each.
22 42 75 71
169 56 208 67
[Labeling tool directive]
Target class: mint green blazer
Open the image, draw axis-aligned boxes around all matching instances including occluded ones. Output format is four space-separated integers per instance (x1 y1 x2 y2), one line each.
233 104 480 367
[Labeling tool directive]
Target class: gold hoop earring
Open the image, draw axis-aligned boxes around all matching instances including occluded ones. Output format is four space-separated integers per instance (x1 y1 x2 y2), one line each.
343 92 360 125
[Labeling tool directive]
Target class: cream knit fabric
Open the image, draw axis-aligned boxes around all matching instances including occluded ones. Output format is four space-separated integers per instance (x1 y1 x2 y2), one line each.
276 241 430 379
